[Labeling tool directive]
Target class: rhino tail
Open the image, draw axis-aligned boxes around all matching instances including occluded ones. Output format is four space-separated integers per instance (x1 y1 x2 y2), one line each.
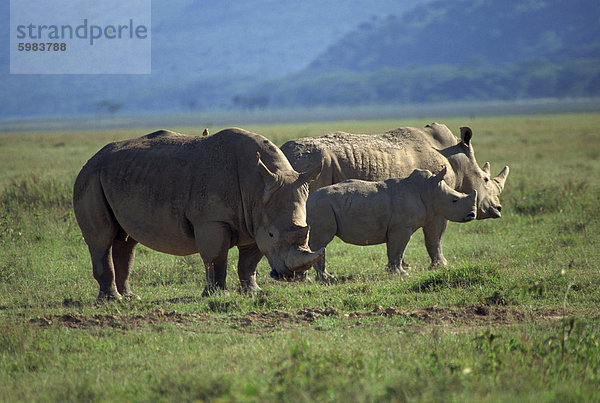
73 168 119 247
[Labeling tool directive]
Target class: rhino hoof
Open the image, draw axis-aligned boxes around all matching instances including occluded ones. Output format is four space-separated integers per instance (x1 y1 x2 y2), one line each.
96 290 122 303
201 286 230 297
428 259 448 270
387 266 409 275
121 293 141 301
316 273 338 284
241 283 262 294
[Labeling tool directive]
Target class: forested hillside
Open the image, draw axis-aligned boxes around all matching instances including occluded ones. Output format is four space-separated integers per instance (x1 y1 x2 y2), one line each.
308 0 599 71
240 0 600 107
2 0 598 118
1 0 426 119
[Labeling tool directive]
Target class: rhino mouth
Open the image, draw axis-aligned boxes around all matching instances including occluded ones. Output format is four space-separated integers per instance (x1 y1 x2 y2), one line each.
463 212 476 222
477 205 502 220
483 207 502 219
269 269 310 282
266 246 324 280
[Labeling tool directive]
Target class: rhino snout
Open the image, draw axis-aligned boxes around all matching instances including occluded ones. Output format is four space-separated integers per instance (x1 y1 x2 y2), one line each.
479 205 501 219
269 246 325 279
464 212 476 222
285 246 325 273
270 269 310 282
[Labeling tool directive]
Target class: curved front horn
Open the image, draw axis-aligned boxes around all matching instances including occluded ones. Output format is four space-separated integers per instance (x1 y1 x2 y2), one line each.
494 166 510 191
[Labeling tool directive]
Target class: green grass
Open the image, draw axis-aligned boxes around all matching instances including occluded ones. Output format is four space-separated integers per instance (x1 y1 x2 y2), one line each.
1 113 600 401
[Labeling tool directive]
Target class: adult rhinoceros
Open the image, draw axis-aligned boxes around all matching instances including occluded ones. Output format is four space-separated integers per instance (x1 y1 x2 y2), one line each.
281 123 509 279
73 128 324 300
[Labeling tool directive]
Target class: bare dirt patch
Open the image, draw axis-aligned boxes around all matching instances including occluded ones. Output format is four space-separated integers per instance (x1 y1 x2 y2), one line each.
28 305 569 332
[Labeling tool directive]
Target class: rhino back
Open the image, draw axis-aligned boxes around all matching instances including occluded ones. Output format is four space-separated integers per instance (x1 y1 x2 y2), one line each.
283 125 459 191
75 128 287 254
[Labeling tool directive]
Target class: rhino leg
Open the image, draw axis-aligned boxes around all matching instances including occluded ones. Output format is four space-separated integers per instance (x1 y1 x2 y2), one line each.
74 179 121 301
313 253 337 283
385 227 412 275
237 244 263 294
196 223 232 296
423 217 449 269
89 244 121 301
307 207 337 282
112 234 139 299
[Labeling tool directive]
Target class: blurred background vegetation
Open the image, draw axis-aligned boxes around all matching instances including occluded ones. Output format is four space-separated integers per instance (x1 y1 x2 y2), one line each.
1 0 599 120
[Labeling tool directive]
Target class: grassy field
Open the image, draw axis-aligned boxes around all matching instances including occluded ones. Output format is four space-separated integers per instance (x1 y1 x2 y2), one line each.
1 114 599 401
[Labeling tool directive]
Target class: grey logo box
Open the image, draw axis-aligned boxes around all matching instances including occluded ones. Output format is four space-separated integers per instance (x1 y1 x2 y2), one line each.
10 0 151 74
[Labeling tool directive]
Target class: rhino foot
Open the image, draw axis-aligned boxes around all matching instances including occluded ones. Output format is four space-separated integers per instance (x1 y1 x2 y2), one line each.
386 265 409 276
428 258 448 270
240 282 262 295
121 293 141 301
201 286 230 297
315 271 338 284
96 290 122 303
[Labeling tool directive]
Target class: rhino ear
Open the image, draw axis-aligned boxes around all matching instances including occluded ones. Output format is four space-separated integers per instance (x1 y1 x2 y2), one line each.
434 166 447 183
298 158 323 185
460 127 473 148
482 161 491 174
257 152 280 202
256 152 277 182
494 166 510 191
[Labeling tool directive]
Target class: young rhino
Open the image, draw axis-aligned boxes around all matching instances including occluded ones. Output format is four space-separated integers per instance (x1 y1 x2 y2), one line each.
306 167 477 277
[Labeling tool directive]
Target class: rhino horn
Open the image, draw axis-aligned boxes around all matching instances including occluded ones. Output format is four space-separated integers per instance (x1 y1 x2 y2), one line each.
494 166 510 191
298 158 323 184
434 165 447 183
286 247 325 273
460 126 473 147
287 225 310 244
482 161 491 174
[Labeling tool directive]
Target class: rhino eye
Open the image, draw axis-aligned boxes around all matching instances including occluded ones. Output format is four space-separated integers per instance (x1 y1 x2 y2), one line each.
269 232 274 238
484 177 490 182
452 198 458 203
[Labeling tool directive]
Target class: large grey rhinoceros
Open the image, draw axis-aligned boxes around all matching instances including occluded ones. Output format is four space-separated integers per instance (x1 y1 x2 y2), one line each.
73 128 324 300
281 123 509 279
307 167 477 277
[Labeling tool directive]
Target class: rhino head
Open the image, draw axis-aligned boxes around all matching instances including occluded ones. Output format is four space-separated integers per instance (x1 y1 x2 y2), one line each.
456 127 510 219
253 154 325 278
430 167 477 223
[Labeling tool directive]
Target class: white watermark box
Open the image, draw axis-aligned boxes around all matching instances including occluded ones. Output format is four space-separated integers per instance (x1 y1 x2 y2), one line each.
10 0 151 74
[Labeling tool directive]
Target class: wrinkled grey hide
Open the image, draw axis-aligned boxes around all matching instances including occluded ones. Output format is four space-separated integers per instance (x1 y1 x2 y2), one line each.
74 128 324 300
282 123 508 280
307 168 477 278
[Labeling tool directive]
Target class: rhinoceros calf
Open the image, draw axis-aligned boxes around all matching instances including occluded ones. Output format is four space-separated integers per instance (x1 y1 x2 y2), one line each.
306 168 477 277
73 128 324 300
281 123 508 280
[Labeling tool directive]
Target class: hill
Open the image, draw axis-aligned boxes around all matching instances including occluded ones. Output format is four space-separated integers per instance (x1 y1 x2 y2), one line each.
1 0 427 119
308 0 600 72
240 0 600 107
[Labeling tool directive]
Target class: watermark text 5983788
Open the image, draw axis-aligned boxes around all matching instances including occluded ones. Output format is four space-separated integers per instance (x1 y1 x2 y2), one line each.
17 43 67 52
10 0 151 74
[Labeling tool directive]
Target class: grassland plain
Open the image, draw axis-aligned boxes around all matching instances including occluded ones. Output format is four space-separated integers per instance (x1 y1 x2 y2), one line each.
0 114 599 401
